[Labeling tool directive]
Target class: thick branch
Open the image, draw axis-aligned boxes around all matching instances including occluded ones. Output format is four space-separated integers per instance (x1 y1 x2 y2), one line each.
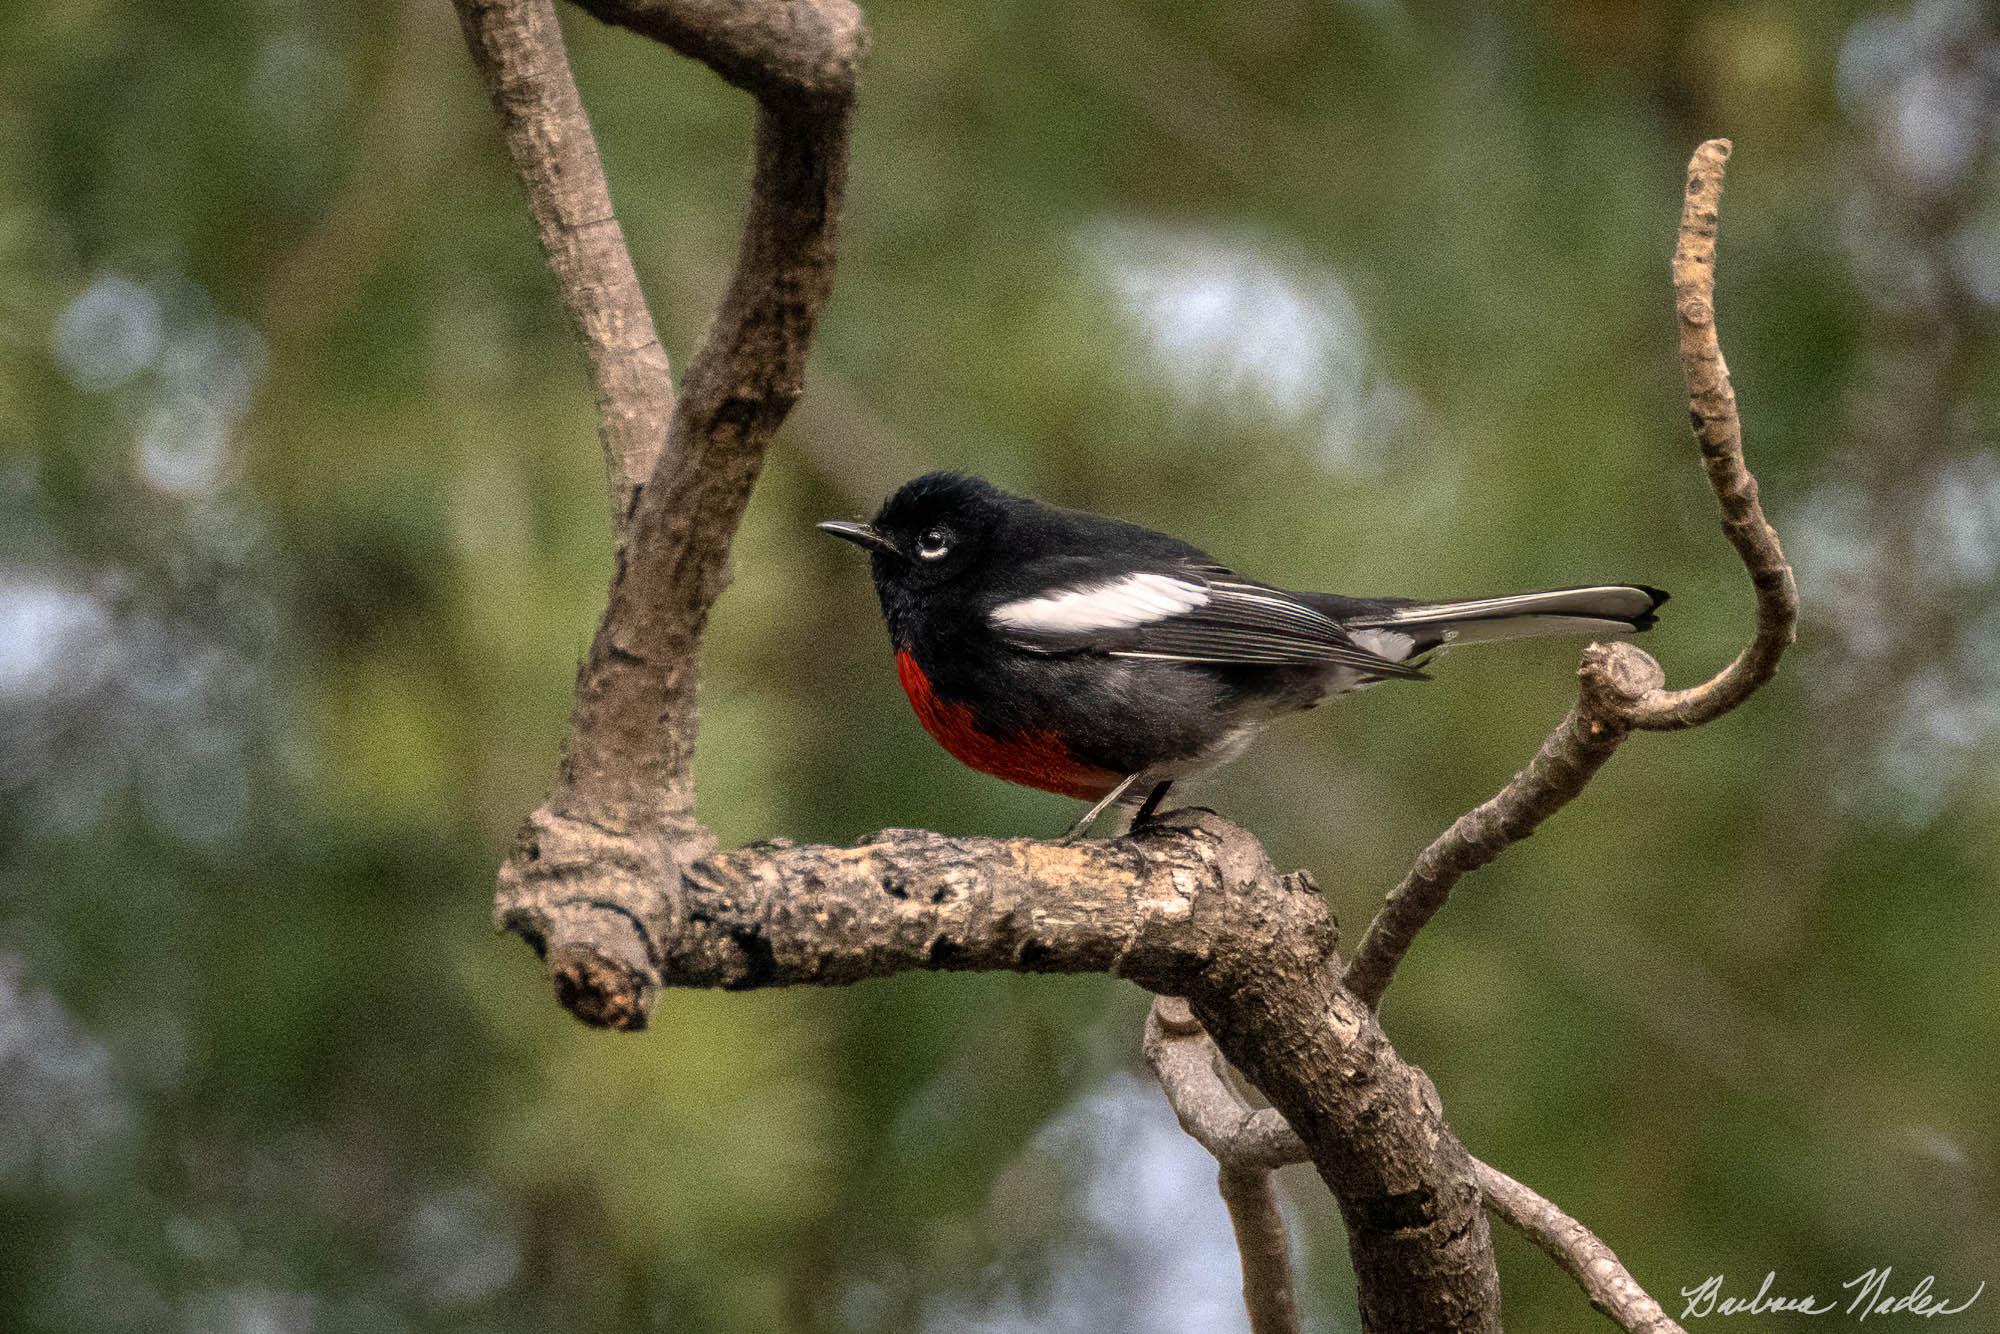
1345 139 1797 1009
501 812 1503 1330
452 0 673 532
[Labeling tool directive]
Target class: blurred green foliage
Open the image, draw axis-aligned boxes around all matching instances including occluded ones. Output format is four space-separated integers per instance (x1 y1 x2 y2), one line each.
3 0 1996 1330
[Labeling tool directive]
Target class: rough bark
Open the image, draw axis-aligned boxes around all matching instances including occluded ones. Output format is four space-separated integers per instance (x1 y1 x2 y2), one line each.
1633 139 1799 730
456 0 861 1031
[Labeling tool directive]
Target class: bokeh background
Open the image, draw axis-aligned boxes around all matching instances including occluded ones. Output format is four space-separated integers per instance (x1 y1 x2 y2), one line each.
4 0 1997 1329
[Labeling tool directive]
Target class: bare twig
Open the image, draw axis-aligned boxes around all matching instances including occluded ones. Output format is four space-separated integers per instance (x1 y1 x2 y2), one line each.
1217 1168 1301 1334
1629 139 1799 731
1144 996 1304 1173
1475 1160 1688 1334
1343 645 1662 1008
1344 139 1796 1010
1145 996 1302 1334
452 0 673 533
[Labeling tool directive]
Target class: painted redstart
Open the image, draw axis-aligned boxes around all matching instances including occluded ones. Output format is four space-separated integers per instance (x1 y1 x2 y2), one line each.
819 472 1666 837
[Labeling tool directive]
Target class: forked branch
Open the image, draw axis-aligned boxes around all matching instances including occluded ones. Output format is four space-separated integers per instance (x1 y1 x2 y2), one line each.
455 0 861 1027
1344 140 1796 1010
455 10 1506 1320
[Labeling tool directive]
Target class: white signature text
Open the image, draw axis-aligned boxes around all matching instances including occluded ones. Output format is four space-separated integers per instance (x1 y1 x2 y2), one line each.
1681 1270 1985 1321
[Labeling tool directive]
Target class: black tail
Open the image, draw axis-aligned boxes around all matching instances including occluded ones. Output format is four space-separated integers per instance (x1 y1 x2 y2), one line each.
1343 585 1668 648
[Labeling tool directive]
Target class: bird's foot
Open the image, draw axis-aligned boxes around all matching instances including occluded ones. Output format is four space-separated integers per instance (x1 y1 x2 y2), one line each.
1126 780 1176 833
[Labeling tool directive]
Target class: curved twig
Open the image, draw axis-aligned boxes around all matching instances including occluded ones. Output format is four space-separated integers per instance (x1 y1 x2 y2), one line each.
1344 139 1797 1010
1630 139 1799 730
1145 996 1305 1172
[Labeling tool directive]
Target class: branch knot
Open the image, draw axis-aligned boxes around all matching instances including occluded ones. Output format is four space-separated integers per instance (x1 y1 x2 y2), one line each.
1579 641 1666 717
572 0 867 108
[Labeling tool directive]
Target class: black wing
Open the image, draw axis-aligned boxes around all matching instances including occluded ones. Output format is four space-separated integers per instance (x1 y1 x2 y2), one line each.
990 565 1431 681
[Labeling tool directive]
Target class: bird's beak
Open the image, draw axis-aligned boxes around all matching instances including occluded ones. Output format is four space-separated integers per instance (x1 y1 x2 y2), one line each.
816 520 902 558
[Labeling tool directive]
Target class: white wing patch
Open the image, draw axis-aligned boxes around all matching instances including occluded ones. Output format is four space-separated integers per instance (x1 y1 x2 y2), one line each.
1348 628 1416 662
990 572 1209 634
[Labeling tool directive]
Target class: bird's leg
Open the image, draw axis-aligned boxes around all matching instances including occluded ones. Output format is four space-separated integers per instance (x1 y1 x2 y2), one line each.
1060 773 1144 841
1129 780 1174 830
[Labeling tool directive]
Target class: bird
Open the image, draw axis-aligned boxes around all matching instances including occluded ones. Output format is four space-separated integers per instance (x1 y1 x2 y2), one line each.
818 472 1666 838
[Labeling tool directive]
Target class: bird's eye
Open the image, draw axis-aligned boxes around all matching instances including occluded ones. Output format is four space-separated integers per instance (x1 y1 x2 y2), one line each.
916 526 951 560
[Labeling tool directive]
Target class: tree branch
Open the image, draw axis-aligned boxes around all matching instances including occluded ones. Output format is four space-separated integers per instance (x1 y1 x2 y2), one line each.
1216 1167 1302 1334
502 811 1503 1330
1343 645 1663 1008
1147 1001 1686 1334
1343 139 1796 1010
452 0 674 534
455 3 1767 1314
455 0 862 1027
572 0 865 106
1630 139 1799 731
1474 1160 1688 1334
1145 997 1302 1334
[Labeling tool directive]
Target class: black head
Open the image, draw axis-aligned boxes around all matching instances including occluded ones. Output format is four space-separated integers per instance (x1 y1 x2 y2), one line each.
818 472 1012 576
817 472 1015 636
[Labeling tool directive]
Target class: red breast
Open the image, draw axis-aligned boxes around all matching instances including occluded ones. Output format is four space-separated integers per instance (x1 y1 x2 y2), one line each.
894 650 1120 800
